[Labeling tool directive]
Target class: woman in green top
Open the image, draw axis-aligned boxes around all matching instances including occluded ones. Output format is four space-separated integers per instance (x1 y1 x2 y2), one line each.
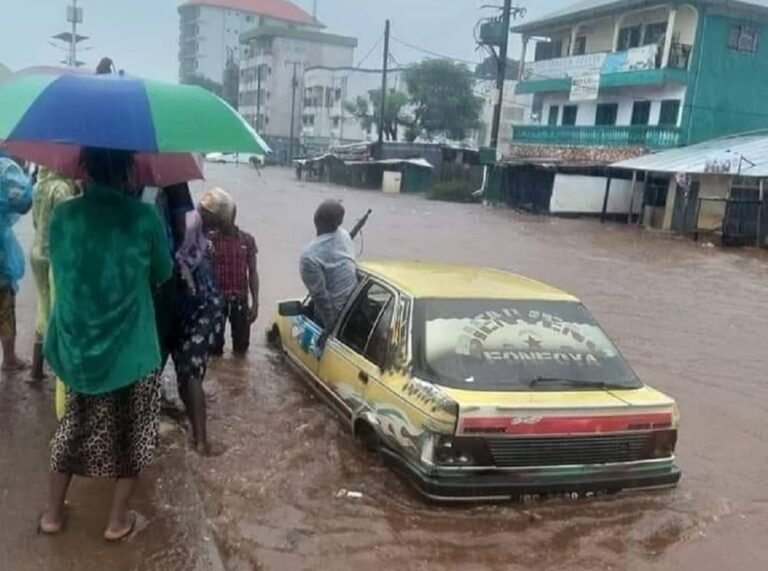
39 148 173 541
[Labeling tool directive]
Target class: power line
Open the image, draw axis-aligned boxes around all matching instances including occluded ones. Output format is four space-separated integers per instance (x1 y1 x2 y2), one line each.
390 35 478 66
355 34 384 70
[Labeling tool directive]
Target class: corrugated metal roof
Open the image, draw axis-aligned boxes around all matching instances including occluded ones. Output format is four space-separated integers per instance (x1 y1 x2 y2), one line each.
512 0 768 34
612 133 768 176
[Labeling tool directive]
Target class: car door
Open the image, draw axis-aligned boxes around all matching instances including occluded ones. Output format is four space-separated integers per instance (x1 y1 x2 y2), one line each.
282 305 325 378
320 280 397 416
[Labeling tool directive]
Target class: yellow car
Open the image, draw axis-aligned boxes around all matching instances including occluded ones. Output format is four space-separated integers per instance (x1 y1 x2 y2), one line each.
270 261 681 501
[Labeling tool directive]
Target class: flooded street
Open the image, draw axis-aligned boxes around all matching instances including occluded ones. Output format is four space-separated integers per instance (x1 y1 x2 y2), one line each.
191 165 768 570
2 163 766 570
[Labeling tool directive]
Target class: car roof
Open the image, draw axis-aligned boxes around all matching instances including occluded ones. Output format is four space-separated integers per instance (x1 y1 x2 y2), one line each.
359 261 579 302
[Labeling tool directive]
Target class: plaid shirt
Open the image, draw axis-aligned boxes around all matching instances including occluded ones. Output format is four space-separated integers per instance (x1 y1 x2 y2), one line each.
210 228 257 298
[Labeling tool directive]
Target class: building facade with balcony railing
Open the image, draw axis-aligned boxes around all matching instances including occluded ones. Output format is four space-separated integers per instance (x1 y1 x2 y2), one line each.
511 0 768 153
488 0 768 217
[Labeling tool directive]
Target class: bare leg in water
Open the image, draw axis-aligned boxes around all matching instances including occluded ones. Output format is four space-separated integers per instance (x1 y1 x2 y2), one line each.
39 472 73 533
178 376 209 455
31 336 46 380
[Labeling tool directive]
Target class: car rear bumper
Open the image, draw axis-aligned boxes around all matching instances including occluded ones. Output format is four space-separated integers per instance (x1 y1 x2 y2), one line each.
381 448 681 502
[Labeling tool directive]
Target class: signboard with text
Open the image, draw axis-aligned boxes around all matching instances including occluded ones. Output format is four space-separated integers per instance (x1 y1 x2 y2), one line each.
523 44 660 102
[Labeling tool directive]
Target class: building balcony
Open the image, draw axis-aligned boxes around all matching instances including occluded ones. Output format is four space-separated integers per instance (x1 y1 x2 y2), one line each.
512 125 681 150
517 44 691 95
515 2 699 95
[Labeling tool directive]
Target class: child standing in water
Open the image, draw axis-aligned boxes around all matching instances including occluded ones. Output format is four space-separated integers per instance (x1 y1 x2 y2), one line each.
201 188 259 357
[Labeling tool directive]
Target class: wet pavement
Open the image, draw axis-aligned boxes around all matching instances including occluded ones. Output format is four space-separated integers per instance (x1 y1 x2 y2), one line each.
3 164 768 570
0 218 224 569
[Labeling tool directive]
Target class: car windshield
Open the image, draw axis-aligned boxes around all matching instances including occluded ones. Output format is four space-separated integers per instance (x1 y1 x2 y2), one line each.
412 299 641 391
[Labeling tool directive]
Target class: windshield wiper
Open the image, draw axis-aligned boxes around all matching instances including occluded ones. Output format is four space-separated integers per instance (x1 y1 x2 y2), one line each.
528 376 622 390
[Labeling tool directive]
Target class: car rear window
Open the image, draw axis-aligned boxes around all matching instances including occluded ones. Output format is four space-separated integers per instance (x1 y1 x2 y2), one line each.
412 299 641 391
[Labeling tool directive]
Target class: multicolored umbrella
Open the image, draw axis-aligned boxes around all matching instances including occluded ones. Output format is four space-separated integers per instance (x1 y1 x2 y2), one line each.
2 141 204 187
0 73 269 155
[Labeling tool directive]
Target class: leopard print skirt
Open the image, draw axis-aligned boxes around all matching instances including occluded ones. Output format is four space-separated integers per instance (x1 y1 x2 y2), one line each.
51 371 161 479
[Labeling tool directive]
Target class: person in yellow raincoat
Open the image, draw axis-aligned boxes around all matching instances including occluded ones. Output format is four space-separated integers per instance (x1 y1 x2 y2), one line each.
29 167 78 417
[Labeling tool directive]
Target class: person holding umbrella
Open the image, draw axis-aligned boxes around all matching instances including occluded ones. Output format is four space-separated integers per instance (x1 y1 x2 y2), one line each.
0 71 268 537
39 148 172 540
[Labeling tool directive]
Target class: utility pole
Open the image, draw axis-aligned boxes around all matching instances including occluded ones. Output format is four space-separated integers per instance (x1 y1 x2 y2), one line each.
70 0 78 67
377 19 391 156
490 0 512 150
287 60 303 163
255 64 263 132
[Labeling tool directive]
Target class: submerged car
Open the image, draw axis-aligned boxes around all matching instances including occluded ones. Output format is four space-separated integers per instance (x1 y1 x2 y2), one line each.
270 262 681 501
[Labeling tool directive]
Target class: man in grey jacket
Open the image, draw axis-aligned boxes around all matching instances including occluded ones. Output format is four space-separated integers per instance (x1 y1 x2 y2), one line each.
300 200 357 328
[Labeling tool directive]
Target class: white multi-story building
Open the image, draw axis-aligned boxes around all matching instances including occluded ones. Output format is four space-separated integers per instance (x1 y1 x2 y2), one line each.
238 27 357 151
300 67 406 149
177 0 320 84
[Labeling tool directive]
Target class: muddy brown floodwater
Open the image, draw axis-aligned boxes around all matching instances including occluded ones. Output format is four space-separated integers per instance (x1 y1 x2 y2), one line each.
2 164 766 571
183 166 768 571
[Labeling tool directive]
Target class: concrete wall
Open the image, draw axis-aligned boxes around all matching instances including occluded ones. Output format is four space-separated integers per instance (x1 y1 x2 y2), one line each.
675 4 699 45
549 174 638 214
681 11 768 144
621 7 669 31
541 84 687 127
584 17 616 53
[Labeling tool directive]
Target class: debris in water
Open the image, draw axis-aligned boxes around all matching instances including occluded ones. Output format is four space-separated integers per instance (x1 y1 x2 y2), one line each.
335 489 364 499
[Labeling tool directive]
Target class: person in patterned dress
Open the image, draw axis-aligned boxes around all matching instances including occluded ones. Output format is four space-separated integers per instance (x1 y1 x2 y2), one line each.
170 195 223 456
39 148 172 541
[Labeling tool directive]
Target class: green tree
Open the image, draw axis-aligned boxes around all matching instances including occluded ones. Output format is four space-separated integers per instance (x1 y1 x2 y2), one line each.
344 89 409 141
474 56 520 81
404 60 483 141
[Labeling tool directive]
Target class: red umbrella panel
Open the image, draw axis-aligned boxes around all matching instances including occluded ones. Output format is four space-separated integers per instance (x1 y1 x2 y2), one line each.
1 141 204 187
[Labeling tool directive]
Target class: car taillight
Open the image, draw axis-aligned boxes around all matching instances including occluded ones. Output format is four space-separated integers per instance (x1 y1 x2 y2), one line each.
432 435 493 467
649 429 678 459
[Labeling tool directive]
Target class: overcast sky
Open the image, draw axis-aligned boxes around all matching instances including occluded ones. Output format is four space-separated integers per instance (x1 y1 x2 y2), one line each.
1 0 575 80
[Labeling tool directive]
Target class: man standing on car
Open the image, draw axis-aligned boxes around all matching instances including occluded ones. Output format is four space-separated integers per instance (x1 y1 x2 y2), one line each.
300 200 357 329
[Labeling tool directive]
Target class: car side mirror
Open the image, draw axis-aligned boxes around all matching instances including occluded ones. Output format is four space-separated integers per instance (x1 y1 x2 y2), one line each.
278 301 304 317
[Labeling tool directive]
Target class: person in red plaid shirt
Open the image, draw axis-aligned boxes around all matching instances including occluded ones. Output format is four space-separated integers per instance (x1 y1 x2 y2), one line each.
201 188 259 356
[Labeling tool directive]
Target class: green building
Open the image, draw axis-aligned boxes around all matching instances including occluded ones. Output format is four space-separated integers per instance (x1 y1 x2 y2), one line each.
513 0 768 151
491 0 768 217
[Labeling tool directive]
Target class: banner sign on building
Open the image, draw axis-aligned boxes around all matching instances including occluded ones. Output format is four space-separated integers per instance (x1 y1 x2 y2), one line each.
602 45 658 74
570 72 601 101
523 44 659 102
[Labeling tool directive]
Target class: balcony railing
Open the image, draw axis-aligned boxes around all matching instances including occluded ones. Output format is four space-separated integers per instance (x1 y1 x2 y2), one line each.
522 43 693 84
668 43 692 70
512 125 681 150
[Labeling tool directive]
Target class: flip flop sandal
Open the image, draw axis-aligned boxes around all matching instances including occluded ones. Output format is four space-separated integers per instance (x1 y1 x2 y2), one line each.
104 511 139 543
37 511 67 536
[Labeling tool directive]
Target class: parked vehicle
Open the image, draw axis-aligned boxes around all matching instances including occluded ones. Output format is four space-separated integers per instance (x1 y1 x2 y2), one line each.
205 152 264 167
269 261 681 501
